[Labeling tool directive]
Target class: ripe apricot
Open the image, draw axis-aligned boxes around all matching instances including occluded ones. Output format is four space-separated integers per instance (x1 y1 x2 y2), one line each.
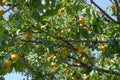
74 45 84 53
0 0 7 5
83 74 88 80
4 60 11 68
51 62 56 67
99 44 108 52
80 23 85 27
10 54 19 61
92 37 97 41
0 9 4 15
79 17 84 23
82 57 87 63
100 45 105 51
60 29 65 35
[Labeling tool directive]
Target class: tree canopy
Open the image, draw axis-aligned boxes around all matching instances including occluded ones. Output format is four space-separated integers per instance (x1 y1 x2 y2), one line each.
0 0 120 80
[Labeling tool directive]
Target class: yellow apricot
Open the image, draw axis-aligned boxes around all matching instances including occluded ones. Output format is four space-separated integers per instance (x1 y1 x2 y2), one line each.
82 57 87 63
74 45 84 53
80 23 85 27
60 29 65 35
4 60 11 68
0 9 4 15
79 17 84 23
92 37 97 41
51 62 56 66
11 54 19 61
83 74 88 80
0 0 7 5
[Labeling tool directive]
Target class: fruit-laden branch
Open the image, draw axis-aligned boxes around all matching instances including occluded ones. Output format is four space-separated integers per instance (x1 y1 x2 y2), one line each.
31 23 108 43
90 0 118 24
21 36 120 76
19 31 94 66
26 24 94 66
20 24 120 76
67 55 93 67
113 0 120 22
64 57 120 76
4 2 18 13
59 36 94 66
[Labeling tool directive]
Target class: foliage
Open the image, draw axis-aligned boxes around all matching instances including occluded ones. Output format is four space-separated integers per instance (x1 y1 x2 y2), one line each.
0 0 120 80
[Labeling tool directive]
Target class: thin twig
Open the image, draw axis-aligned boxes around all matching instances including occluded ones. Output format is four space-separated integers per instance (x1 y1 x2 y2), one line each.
63 60 91 69
109 0 114 4
63 39 108 43
20 39 42 44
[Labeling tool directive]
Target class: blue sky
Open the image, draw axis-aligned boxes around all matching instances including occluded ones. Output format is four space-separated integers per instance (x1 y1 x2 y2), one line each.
4 0 112 80
4 72 28 80
92 0 112 9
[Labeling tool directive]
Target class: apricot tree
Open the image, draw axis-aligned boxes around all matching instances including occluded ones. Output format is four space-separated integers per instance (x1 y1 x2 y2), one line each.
0 0 120 80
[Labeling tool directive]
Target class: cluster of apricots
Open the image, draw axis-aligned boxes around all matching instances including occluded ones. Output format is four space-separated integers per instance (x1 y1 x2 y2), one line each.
77 16 91 31
0 0 7 15
82 56 87 63
0 53 19 74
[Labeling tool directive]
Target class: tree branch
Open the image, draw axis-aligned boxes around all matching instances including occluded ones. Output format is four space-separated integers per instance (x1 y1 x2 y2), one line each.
65 55 120 76
113 0 120 22
95 66 120 76
64 60 120 76
4 2 18 14
90 0 118 24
